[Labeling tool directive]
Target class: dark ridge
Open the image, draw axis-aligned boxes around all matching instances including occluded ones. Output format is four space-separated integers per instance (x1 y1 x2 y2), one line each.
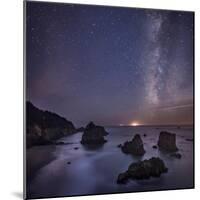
26 101 76 148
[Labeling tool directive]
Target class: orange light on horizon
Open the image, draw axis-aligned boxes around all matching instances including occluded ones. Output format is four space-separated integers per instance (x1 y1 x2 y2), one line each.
130 121 140 126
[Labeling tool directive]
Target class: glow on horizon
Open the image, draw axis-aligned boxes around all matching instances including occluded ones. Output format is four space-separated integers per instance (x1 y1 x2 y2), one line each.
130 121 141 126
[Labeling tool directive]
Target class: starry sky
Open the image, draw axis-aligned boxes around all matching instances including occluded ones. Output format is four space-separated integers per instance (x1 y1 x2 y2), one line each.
26 1 194 127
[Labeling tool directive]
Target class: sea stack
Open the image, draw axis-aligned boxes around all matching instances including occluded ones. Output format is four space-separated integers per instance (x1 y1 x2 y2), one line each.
117 157 168 184
158 131 178 152
80 122 108 145
121 134 145 156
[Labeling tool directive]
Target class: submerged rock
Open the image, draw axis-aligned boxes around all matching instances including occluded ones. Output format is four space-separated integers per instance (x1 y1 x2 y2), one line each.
158 131 178 152
152 145 157 149
121 134 145 156
186 138 194 142
170 153 182 159
117 157 168 184
80 122 108 145
143 134 147 137
117 144 122 148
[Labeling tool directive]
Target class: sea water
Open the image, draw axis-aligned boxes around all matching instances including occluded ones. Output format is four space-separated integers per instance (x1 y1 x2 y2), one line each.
27 126 194 198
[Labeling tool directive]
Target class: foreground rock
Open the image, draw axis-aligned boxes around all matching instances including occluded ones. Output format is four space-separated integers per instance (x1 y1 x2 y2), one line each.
121 134 145 156
158 131 178 152
80 122 108 145
117 157 168 184
26 101 76 148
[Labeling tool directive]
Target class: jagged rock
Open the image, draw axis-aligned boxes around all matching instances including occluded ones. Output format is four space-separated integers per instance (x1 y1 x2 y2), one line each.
117 157 168 184
158 131 178 152
170 153 182 159
152 145 157 149
85 122 109 136
121 134 145 156
80 122 108 145
27 102 75 133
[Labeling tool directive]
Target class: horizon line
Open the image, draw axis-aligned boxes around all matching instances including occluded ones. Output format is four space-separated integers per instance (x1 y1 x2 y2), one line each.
104 124 194 127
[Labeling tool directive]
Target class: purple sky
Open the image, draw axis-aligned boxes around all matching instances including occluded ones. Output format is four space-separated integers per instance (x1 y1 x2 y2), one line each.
26 2 194 127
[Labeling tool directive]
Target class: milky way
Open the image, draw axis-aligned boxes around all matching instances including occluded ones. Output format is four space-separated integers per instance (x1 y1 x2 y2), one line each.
26 2 194 126
140 10 194 124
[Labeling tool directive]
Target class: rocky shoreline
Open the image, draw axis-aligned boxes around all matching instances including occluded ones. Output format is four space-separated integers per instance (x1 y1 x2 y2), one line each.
26 101 82 149
26 101 185 185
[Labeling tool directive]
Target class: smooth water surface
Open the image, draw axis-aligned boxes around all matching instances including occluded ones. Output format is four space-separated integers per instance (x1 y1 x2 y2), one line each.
27 126 194 198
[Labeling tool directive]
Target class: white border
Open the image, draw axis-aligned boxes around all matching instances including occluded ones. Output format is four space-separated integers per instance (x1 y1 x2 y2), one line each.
0 0 199 200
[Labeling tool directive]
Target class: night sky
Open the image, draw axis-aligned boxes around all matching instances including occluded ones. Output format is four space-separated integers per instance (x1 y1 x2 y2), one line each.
26 1 194 127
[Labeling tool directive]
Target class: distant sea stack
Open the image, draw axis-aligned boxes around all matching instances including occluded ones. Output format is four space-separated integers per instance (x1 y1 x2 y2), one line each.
80 122 108 145
121 134 145 156
157 131 178 152
117 157 168 184
26 101 76 148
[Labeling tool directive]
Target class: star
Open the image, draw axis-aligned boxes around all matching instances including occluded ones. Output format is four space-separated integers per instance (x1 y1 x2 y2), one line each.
26 1 194 126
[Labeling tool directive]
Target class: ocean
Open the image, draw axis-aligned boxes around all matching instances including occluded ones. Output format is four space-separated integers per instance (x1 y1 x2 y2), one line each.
27 126 194 198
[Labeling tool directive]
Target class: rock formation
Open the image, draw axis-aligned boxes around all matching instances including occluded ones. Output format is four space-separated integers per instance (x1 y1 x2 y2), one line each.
121 134 145 156
117 157 168 184
26 101 76 148
157 131 178 152
80 122 108 145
